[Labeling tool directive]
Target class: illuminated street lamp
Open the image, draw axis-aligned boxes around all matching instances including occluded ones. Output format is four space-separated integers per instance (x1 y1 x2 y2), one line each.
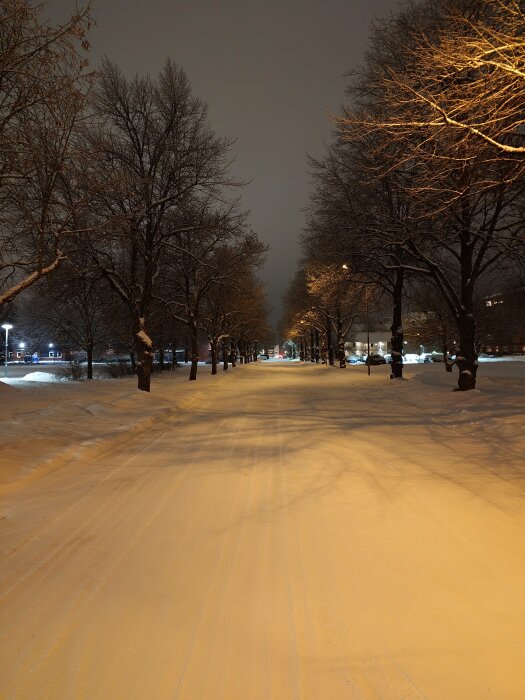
1 323 13 378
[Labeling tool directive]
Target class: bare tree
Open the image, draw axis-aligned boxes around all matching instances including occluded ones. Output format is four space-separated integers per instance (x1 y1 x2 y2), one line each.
87 59 239 391
162 203 266 380
280 269 320 362
335 0 525 390
306 263 370 369
404 278 458 365
228 272 271 366
378 1 525 158
0 1 93 308
303 138 415 378
21 263 125 379
201 246 268 375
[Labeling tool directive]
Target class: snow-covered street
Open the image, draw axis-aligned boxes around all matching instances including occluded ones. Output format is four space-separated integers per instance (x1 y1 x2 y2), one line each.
1 361 524 699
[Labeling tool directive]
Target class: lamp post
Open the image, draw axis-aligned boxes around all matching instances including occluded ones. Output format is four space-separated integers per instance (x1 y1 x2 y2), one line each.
2 323 13 378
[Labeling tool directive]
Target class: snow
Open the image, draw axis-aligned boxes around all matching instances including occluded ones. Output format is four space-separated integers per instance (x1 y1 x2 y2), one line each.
7 370 67 383
136 329 153 348
1 361 524 698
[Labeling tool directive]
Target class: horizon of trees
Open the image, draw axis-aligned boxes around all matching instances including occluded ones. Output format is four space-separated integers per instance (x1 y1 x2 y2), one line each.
0 1 273 391
281 0 525 391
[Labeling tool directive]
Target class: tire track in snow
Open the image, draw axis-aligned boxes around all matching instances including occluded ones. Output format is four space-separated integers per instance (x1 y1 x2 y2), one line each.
277 411 302 700
2 453 177 691
0 389 222 590
192 417 263 698
0 381 223 558
0 411 206 606
2 408 234 698
265 375 430 699
171 410 252 698
296 437 432 699
98 413 240 697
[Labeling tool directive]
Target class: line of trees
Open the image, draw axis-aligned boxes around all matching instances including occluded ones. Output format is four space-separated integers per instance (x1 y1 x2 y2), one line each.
280 264 378 369
1 1 272 391
282 0 524 391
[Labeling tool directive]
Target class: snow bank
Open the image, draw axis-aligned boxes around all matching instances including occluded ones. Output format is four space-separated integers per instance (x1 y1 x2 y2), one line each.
0 365 231 495
17 371 65 383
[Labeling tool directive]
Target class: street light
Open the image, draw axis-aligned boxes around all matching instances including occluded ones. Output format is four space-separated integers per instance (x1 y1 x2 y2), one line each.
2 323 13 378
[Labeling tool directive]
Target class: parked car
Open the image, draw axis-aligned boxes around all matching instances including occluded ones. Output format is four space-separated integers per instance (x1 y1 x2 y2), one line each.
347 356 363 364
432 353 445 362
106 355 131 364
364 354 387 365
22 353 39 364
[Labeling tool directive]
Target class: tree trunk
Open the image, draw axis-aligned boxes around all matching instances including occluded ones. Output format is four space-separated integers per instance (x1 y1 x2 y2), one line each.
456 312 477 390
442 338 450 372
310 331 315 362
222 342 228 371
87 343 93 380
337 320 346 368
159 346 164 371
454 223 478 390
390 267 404 379
189 322 199 381
210 339 218 375
134 316 153 392
314 329 320 363
326 316 334 366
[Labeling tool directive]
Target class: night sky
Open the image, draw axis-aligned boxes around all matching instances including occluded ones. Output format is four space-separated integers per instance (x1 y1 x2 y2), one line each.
46 0 400 326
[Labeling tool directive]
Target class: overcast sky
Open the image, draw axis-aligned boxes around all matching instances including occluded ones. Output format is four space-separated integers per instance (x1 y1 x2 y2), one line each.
46 0 400 325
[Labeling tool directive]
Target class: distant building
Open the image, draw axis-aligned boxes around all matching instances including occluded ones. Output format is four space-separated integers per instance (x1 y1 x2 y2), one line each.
480 287 525 354
346 325 391 357
9 344 62 362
